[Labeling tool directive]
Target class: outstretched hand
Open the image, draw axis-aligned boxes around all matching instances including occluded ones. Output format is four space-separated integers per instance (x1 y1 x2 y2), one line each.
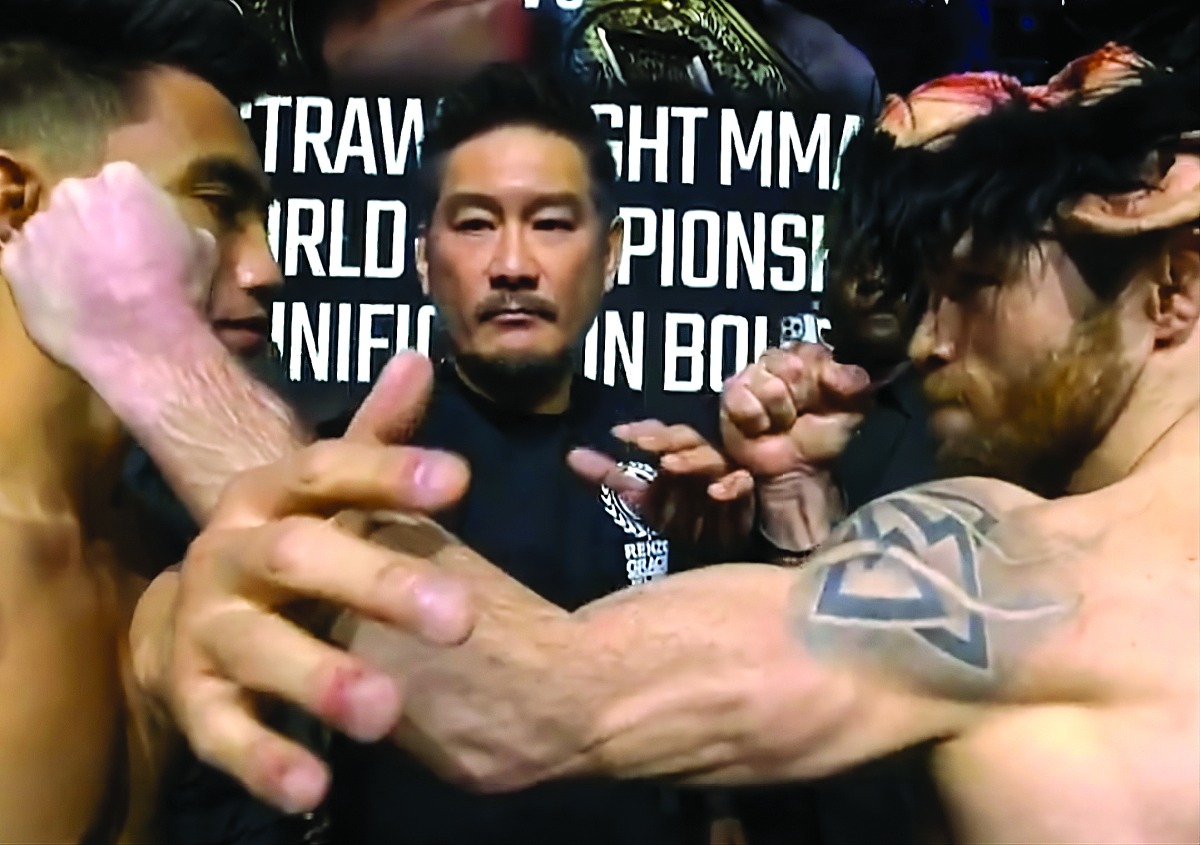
137 353 476 813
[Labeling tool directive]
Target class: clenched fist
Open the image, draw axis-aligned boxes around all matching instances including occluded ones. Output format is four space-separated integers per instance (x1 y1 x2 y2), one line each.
720 343 876 553
721 343 873 477
1 161 216 371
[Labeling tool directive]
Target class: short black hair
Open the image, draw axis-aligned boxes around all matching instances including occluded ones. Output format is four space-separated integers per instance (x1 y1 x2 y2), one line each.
1 0 277 167
827 60 1199 309
415 62 618 225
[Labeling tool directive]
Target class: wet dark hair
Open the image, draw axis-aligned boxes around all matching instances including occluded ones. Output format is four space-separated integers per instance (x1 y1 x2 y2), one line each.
415 62 618 225
827 61 1199 311
0 0 277 166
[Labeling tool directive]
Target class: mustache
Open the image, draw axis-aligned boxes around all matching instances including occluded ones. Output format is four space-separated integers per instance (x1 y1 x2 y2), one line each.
474 292 558 322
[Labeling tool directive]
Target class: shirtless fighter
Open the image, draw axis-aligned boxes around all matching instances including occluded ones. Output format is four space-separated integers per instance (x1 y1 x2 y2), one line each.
0 2 475 840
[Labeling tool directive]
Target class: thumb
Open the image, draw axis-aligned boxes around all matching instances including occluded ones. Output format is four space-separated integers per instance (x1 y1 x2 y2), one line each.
346 351 434 444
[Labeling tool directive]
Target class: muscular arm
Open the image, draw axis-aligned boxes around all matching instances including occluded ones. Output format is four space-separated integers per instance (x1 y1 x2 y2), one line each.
352 478 1077 791
97 329 306 522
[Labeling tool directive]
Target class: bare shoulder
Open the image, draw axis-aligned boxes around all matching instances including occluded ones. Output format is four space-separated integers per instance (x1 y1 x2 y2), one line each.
789 477 1088 703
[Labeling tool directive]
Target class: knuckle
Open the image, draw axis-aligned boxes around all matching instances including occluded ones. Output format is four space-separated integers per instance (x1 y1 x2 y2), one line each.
292 442 346 495
212 465 271 521
666 424 695 441
757 376 789 401
373 555 424 603
264 517 318 581
311 654 367 722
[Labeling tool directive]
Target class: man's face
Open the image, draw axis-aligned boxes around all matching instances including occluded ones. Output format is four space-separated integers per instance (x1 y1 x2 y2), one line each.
909 237 1146 495
419 124 621 373
102 67 281 358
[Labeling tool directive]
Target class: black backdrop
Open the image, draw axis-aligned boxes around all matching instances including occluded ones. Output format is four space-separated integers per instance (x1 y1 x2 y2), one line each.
245 0 1193 419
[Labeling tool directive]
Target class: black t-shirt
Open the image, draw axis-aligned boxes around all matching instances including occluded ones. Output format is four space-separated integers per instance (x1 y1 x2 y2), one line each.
327 365 714 845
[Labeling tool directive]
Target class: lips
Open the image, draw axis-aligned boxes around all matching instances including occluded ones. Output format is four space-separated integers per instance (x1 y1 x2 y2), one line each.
480 307 554 322
213 316 271 354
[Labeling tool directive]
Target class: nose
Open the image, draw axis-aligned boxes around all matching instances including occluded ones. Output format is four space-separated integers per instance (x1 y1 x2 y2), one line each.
908 295 960 373
487 223 538 291
232 222 284 300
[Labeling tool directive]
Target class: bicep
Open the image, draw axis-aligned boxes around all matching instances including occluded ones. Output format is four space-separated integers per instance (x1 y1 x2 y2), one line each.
573 479 1076 785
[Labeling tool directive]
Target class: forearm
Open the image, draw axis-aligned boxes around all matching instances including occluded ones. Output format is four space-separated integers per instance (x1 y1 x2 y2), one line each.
561 564 835 784
85 328 308 522
379 560 836 791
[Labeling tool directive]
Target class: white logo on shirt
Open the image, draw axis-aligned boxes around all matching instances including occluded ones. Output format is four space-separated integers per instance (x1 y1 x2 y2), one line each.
599 461 671 586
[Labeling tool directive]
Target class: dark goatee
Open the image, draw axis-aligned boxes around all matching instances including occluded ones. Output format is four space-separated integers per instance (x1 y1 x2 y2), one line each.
454 350 574 412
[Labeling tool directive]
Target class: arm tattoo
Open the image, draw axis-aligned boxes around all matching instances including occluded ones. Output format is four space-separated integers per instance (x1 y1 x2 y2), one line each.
791 485 1075 699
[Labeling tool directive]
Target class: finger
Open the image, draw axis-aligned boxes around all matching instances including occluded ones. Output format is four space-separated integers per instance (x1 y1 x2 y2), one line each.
567 448 649 495
213 440 470 527
182 681 331 814
802 412 867 462
707 469 754 502
817 359 872 400
745 368 798 430
720 378 771 436
759 347 808 385
611 419 669 446
654 424 711 453
202 607 402 742
345 351 434 445
215 517 474 645
659 443 729 478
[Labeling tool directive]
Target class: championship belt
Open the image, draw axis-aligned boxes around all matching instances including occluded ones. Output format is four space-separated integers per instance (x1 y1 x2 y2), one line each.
562 0 815 103
224 0 315 81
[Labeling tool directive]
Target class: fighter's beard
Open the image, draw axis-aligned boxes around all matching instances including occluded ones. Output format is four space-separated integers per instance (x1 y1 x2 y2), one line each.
926 306 1135 498
453 348 575 413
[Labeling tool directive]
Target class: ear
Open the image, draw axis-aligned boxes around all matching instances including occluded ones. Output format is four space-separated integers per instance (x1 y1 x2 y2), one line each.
415 226 431 298
603 216 624 294
0 151 45 245
1062 149 1200 236
1149 223 1200 348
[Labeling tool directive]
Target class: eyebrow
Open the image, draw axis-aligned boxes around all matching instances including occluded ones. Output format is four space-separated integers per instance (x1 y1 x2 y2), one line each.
441 191 587 217
178 155 277 214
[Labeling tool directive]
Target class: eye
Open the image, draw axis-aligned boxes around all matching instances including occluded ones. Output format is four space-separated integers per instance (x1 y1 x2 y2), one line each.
454 217 494 232
196 192 240 225
532 218 575 232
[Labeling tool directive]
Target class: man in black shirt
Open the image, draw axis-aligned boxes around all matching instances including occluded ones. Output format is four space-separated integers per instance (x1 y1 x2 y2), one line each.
319 63 749 845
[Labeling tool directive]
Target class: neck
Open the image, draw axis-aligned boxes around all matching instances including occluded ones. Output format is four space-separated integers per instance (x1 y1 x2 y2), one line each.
1068 332 1200 494
0 287 126 529
453 360 574 415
